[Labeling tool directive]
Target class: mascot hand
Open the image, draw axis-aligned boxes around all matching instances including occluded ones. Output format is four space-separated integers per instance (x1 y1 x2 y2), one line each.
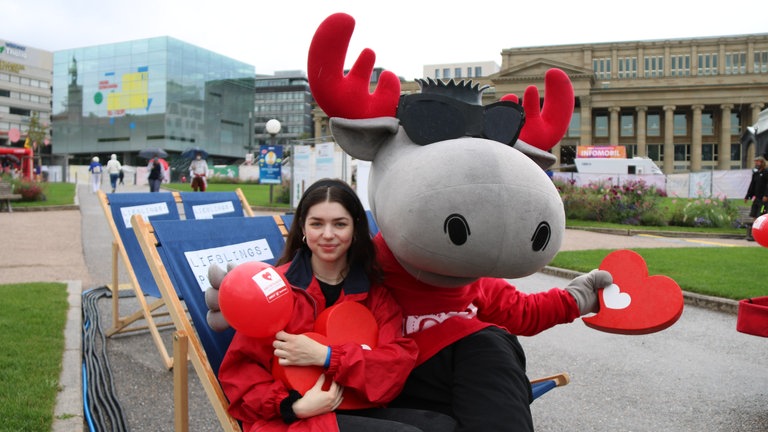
205 263 237 332
565 270 613 315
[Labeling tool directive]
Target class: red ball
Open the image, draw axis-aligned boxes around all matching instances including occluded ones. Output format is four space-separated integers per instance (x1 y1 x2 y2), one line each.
752 214 768 248
218 261 294 338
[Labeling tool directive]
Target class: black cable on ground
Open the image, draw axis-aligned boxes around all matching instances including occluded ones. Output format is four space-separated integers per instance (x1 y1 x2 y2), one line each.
82 287 129 432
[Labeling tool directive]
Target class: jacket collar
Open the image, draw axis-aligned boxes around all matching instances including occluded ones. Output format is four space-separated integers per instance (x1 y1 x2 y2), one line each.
283 248 369 295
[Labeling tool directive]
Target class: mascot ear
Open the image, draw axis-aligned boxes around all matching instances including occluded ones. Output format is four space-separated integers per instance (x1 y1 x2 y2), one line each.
513 140 557 170
329 117 400 161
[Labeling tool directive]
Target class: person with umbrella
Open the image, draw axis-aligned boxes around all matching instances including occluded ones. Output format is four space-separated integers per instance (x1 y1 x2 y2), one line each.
147 156 163 192
189 151 209 192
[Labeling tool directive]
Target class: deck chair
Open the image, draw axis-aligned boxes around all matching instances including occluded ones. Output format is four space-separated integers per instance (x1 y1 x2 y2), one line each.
132 215 286 432
97 190 183 369
176 189 255 219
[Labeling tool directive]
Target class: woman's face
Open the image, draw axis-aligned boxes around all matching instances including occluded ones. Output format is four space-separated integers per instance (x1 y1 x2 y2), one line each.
303 200 354 265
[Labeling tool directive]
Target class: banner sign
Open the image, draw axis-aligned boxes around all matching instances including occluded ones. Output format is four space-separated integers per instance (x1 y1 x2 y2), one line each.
258 145 282 184
576 145 627 158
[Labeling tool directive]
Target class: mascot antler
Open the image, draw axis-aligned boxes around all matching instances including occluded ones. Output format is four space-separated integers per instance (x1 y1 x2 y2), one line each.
308 13 401 119
501 68 574 151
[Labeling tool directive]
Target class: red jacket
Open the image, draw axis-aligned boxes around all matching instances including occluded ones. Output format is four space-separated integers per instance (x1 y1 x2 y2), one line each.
218 249 418 432
373 234 581 365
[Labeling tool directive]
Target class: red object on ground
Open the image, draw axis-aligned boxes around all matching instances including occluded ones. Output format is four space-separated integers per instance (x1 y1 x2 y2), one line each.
737 297 768 337
751 214 768 247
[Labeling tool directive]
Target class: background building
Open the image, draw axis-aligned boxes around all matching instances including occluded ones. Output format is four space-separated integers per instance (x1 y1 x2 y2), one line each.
423 61 500 81
488 33 768 173
252 70 314 149
52 37 255 169
0 39 52 155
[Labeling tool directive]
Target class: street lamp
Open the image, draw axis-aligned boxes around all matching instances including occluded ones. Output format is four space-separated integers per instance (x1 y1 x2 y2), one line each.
265 119 281 203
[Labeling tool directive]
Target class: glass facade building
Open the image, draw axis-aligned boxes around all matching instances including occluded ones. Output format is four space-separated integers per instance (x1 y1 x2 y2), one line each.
253 70 314 148
52 37 255 165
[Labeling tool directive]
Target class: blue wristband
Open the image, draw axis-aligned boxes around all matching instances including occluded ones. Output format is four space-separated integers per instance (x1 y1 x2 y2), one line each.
323 346 331 368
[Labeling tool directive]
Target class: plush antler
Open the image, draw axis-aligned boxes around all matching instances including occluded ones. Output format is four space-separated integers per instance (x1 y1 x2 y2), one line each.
308 13 401 119
500 68 574 151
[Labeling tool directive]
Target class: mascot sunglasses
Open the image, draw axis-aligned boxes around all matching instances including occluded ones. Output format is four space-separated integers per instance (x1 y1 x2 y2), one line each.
396 93 526 146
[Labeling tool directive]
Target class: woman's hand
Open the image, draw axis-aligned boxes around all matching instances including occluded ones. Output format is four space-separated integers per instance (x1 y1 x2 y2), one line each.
292 374 344 418
273 330 328 367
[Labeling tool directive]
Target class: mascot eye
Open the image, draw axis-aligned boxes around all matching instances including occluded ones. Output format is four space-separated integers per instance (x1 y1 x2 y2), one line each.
531 222 551 252
443 213 471 246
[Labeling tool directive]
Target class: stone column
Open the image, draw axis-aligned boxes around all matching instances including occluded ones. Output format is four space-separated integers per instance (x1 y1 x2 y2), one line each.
609 106 620 145
663 105 676 173
636 106 647 157
691 105 703 172
580 96 592 146
719 104 733 170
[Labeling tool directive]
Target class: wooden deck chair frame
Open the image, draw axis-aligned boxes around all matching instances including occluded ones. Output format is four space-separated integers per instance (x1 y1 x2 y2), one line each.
173 188 255 218
132 214 241 431
97 190 180 370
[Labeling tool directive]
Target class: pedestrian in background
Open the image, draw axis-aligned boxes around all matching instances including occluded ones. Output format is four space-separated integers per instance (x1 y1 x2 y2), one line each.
106 154 122 193
147 157 162 192
744 155 768 240
88 156 102 194
189 152 209 192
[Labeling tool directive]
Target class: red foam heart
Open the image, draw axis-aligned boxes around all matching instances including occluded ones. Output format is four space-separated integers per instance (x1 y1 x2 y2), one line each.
582 249 684 335
272 301 378 409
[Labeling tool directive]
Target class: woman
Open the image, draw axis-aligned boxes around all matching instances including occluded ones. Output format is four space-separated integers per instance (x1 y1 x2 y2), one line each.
217 178 455 432
105 154 122 193
147 157 162 192
88 156 102 194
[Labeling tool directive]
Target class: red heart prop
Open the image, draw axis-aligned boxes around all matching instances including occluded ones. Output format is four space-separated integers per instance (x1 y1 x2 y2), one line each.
582 249 684 335
272 301 378 409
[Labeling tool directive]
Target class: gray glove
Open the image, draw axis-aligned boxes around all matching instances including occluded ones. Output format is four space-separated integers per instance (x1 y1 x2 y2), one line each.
205 262 237 332
565 269 613 315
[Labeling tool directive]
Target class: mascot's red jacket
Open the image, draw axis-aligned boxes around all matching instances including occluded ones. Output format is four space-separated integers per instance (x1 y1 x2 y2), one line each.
374 234 581 365
218 251 418 432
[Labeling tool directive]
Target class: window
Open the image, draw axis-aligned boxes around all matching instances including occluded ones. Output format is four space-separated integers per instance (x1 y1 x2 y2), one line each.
701 112 714 136
670 54 690 76
474 66 482 77
754 51 768 73
647 144 661 161
442 68 450 79
702 143 714 161
567 112 580 137
731 112 741 135
647 113 661 137
674 144 689 161
620 114 634 137
434 69 440 79
595 114 608 137
731 143 742 161
454 68 462 78
697 53 718 75
725 52 746 75
593 58 611 80
467 67 472 78
617 57 637 78
673 113 687 136
644 55 664 78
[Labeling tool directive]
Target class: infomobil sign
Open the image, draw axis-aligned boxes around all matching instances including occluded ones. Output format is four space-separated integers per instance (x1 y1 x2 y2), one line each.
576 145 626 158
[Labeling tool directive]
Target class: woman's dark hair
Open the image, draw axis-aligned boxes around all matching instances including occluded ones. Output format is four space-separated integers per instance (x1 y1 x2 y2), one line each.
277 178 380 281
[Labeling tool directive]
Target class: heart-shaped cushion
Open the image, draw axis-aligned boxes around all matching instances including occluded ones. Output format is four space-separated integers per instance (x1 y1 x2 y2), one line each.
582 249 684 335
272 301 379 409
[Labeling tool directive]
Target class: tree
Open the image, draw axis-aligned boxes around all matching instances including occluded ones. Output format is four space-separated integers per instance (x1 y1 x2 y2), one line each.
25 111 49 169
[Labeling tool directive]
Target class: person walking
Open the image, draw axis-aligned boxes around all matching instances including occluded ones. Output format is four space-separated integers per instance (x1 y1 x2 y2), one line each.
147 157 162 192
105 154 122 193
88 156 102 194
744 155 768 240
189 152 209 192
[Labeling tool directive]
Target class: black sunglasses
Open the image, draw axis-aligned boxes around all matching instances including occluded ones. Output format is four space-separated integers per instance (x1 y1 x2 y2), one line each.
396 93 525 146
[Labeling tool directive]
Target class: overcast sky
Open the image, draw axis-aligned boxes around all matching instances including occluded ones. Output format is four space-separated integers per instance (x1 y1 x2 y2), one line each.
6 0 766 81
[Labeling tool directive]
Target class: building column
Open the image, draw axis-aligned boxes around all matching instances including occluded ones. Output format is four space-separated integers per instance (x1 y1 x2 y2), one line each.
636 106 647 157
663 105 676 174
751 102 764 126
609 106 620 145
580 96 592 146
691 105 704 172
719 104 733 170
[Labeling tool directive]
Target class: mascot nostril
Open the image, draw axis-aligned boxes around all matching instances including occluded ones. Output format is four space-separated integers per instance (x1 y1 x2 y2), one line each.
443 213 471 246
531 221 551 251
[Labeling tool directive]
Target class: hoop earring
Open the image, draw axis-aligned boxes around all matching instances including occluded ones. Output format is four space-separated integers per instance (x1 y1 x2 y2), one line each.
302 235 306 243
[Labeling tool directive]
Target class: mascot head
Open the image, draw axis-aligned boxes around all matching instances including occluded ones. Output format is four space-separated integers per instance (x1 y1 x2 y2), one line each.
308 13 574 287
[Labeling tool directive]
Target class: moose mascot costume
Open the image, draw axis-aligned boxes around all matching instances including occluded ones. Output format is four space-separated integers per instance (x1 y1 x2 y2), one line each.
208 12 619 432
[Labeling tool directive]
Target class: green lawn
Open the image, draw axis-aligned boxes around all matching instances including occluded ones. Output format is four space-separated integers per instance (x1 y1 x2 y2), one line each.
551 247 767 300
0 283 68 432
